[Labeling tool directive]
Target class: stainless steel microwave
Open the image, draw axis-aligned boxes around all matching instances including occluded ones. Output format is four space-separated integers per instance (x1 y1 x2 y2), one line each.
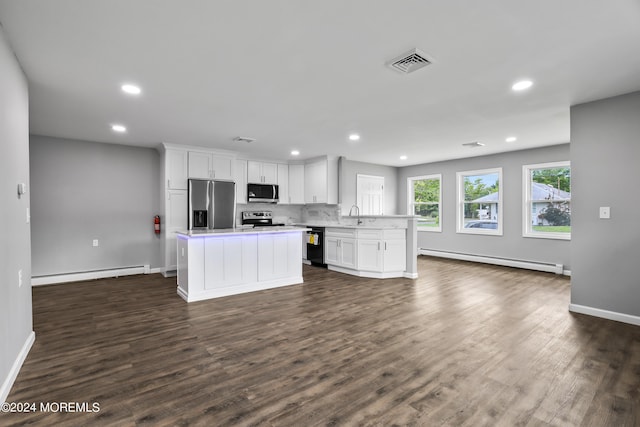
247 183 279 203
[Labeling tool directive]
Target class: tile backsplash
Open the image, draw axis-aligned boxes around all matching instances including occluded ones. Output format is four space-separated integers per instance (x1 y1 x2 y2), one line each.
301 204 341 224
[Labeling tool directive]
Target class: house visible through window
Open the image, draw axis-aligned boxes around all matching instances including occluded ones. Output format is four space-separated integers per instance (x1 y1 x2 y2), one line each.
457 168 503 235
523 161 571 240
408 174 441 232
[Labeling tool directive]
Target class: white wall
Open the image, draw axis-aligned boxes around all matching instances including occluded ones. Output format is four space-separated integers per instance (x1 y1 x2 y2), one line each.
398 144 571 269
0 27 34 403
30 135 163 276
570 91 640 321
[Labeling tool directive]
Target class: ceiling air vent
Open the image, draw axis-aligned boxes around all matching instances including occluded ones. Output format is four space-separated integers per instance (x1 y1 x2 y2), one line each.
387 48 433 74
233 136 256 144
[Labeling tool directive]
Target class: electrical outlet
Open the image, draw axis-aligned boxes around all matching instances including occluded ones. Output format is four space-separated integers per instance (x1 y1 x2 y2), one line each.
599 207 611 219
93 239 99 247
18 269 22 287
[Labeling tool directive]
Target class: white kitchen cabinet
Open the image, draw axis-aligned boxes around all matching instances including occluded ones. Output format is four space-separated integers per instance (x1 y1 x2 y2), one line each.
277 163 289 204
288 164 305 204
188 151 234 180
166 149 188 190
304 157 338 204
382 238 407 272
325 228 357 269
204 235 258 289
356 239 384 272
248 161 277 184
165 189 188 272
188 151 212 179
304 159 327 204
257 232 302 281
325 227 407 278
356 229 406 274
234 159 248 204
167 190 188 229
326 236 357 269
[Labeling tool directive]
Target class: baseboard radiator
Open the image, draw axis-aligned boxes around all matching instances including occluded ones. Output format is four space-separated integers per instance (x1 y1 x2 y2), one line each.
32 265 154 286
419 249 564 275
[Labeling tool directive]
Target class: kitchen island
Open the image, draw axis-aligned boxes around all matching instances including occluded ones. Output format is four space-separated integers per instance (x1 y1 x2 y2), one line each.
176 226 309 302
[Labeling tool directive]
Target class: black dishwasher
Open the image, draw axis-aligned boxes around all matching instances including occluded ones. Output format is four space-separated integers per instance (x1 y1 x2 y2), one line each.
306 227 326 268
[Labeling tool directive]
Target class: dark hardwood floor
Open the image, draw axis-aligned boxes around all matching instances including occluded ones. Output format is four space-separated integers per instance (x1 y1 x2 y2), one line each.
2 257 639 426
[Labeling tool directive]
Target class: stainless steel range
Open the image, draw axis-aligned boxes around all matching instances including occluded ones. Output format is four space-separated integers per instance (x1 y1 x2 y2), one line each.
241 211 286 227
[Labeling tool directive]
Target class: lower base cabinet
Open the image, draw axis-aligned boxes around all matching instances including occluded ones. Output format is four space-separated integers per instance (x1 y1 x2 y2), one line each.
258 232 302 281
325 235 357 269
325 227 407 278
204 235 257 289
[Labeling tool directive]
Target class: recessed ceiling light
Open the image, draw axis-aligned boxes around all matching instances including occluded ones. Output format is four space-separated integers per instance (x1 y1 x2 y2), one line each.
512 80 533 91
462 141 485 147
121 84 141 95
399 155 408 160
291 150 300 156
111 124 127 133
348 134 360 141
505 136 517 142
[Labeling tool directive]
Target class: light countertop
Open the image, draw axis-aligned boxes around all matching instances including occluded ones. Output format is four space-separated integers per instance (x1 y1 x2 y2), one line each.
294 222 405 230
176 226 310 237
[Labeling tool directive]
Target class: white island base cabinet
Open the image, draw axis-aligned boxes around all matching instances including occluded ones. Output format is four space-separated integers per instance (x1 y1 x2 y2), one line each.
177 229 305 302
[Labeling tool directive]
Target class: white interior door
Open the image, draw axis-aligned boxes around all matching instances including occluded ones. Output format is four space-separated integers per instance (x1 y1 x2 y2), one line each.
357 174 384 215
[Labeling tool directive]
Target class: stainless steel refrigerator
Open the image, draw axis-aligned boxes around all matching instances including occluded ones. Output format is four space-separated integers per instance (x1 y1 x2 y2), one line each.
188 179 236 230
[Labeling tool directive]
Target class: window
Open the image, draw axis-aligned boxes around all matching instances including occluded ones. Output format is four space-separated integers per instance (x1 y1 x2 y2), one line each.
408 174 441 232
457 168 502 235
523 161 571 240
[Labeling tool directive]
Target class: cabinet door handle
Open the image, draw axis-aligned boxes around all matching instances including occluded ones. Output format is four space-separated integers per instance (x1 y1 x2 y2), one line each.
385 242 387 250
378 242 380 250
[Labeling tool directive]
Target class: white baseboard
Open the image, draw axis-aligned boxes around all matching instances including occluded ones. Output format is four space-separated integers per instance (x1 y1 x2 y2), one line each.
178 276 304 302
419 249 566 275
327 265 408 279
1 331 35 404
569 304 640 326
32 265 159 286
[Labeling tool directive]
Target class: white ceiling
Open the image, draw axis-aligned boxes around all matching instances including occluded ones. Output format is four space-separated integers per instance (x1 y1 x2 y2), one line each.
1 1 639 166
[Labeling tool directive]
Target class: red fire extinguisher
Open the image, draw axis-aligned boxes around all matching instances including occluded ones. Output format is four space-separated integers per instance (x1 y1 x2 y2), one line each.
154 215 161 234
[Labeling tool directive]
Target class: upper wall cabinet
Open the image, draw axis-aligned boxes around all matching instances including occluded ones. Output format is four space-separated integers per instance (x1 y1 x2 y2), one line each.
288 164 305 204
166 149 188 190
277 164 290 204
188 151 234 180
304 157 338 204
247 161 278 184
234 159 248 203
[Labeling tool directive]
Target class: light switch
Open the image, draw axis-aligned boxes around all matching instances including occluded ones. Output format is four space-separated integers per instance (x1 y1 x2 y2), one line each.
599 207 610 219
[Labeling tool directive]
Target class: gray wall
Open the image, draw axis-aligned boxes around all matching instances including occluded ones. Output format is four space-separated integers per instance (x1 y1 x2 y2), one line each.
398 144 571 269
340 158 398 214
571 91 640 317
30 136 162 276
0 27 33 401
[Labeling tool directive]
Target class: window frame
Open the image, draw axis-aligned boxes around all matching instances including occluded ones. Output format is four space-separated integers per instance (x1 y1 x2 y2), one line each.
407 174 442 232
456 167 503 236
522 161 571 240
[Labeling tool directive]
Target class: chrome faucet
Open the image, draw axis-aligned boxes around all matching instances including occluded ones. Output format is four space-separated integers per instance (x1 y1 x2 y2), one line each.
349 204 363 225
